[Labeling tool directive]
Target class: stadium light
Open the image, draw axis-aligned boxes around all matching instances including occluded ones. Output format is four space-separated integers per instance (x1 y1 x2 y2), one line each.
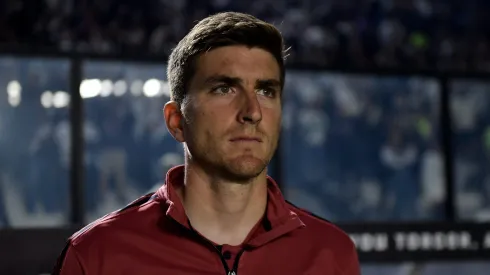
7 80 22 107
143 79 161 97
6 80 21 96
53 91 70 108
80 79 102 99
113 80 127 97
40 91 54 108
100 80 113 97
130 80 143 96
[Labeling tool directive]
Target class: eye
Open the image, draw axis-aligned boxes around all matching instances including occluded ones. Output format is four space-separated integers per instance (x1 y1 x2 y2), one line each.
211 85 233 95
256 88 276 98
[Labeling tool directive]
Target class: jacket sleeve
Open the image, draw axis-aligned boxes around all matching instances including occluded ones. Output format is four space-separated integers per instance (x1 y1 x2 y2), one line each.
343 243 361 275
52 242 85 275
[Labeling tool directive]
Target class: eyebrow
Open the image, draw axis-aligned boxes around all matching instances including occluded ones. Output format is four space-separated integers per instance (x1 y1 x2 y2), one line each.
256 79 281 90
204 75 242 86
203 74 281 89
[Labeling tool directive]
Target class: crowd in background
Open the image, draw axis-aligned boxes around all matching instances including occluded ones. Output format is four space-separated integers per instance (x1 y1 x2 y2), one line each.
283 74 445 221
1 59 490 226
283 74 490 222
1 0 490 71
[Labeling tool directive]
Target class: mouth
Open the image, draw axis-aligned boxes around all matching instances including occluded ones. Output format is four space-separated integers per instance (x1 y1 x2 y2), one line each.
229 136 263 143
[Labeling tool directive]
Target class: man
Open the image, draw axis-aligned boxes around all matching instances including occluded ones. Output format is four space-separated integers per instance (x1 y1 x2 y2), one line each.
54 12 360 275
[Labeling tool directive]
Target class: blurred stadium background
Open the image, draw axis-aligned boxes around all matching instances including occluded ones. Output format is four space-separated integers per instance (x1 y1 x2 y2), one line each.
0 0 490 274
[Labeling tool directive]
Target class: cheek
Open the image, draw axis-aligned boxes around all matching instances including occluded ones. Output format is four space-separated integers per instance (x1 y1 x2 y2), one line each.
261 105 282 128
203 95 236 107
186 107 228 141
257 97 277 109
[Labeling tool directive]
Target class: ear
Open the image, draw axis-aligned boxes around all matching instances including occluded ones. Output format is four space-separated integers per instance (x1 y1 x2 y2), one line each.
163 101 185 142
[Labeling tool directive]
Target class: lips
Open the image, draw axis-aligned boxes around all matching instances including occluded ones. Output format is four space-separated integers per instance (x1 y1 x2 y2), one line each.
229 136 262 142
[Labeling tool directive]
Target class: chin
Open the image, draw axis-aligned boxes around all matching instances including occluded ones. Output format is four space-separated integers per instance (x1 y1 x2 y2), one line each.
223 156 268 182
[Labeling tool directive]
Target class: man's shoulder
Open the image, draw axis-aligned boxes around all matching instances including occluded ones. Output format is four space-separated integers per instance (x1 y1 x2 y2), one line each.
287 201 360 275
69 193 160 248
286 201 355 248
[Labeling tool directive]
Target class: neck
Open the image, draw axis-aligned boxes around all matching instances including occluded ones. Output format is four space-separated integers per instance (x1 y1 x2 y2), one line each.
178 161 268 246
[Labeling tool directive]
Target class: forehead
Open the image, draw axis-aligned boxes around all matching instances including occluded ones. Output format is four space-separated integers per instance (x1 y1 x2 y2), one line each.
192 45 281 84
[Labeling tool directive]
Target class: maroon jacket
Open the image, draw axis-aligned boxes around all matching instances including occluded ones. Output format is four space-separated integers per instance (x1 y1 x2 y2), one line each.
54 166 360 275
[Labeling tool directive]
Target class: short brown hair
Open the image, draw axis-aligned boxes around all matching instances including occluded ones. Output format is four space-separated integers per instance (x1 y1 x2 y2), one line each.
167 12 287 106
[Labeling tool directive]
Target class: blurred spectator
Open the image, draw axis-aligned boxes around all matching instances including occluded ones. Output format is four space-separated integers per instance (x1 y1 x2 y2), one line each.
380 126 419 220
97 103 131 204
451 81 490 220
419 139 445 218
0 0 490 71
27 111 66 215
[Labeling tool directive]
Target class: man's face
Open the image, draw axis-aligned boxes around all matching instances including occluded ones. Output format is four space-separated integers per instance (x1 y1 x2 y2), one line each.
181 45 282 181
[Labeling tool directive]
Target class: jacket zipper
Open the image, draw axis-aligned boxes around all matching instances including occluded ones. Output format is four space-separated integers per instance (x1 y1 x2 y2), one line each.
213 246 245 275
229 249 245 275
186 221 245 275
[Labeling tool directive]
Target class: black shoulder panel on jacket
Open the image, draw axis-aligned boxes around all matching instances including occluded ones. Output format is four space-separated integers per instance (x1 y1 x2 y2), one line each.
117 192 156 213
286 200 334 224
51 241 70 275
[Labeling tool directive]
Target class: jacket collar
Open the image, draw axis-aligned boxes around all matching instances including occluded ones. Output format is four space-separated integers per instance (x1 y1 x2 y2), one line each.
156 165 304 247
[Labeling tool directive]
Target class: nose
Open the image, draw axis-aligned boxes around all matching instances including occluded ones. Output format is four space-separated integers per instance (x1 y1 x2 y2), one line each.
237 91 262 125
